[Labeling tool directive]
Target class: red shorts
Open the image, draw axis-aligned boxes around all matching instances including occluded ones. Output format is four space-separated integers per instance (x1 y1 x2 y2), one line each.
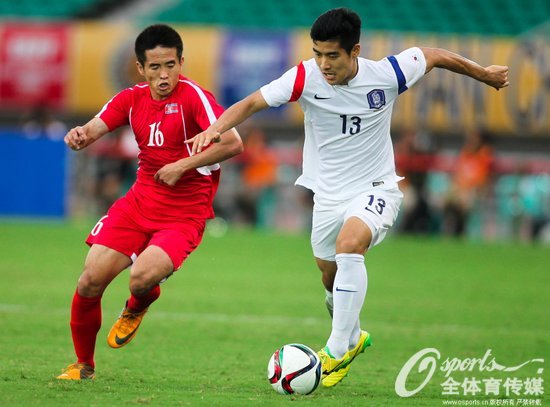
86 196 205 270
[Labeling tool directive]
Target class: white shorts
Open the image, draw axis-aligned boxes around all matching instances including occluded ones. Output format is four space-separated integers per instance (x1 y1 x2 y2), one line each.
311 187 403 261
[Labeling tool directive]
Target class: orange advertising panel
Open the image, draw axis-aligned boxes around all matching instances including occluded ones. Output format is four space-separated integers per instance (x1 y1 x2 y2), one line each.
67 22 134 114
67 22 220 115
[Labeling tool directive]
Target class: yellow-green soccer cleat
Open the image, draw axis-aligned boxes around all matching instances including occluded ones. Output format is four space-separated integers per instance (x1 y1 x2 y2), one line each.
321 330 372 387
318 346 350 378
107 303 148 348
56 363 95 380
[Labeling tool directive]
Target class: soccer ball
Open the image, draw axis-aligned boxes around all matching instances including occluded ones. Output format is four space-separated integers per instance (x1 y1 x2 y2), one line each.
267 343 321 395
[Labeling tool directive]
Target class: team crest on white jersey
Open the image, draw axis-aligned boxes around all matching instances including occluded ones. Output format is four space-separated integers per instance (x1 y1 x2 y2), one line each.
367 89 386 109
165 103 179 114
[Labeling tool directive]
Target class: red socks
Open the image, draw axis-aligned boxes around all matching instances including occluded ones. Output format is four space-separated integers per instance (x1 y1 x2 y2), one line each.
127 285 161 312
70 290 102 368
69 285 161 367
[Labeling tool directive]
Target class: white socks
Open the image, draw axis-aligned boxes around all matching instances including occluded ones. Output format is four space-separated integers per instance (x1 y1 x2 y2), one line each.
325 288 361 351
326 253 367 359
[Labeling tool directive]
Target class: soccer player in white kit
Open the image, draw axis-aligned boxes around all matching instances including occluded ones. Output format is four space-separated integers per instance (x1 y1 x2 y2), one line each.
188 8 509 387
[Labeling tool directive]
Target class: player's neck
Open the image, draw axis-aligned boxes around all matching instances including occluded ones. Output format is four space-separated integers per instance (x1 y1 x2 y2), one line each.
341 58 359 86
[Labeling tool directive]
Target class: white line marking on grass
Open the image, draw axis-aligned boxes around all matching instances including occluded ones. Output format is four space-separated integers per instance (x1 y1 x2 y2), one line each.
0 303 324 326
0 303 546 338
0 303 26 312
153 310 324 326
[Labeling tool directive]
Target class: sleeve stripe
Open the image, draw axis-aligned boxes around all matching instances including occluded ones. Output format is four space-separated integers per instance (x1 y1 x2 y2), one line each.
95 94 115 118
289 62 305 102
181 79 218 124
387 55 408 94
180 79 221 172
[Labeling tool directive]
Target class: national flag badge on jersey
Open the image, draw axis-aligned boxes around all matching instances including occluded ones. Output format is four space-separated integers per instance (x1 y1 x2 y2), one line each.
165 103 179 114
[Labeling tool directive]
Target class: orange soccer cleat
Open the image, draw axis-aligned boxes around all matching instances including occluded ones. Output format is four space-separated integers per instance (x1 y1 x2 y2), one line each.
107 303 149 348
57 363 95 380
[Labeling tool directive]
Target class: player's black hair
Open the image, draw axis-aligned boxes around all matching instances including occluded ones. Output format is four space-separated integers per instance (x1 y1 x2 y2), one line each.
310 8 361 54
135 24 183 66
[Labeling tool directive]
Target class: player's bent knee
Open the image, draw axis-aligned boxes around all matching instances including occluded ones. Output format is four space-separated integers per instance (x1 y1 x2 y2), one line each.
129 278 152 297
129 269 162 297
77 270 107 297
336 235 367 254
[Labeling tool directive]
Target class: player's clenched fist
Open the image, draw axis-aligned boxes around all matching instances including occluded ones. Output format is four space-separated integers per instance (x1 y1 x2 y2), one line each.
483 65 509 90
154 162 185 186
64 126 87 151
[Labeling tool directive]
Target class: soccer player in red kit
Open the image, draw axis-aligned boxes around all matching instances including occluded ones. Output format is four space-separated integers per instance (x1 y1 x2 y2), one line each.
57 24 243 380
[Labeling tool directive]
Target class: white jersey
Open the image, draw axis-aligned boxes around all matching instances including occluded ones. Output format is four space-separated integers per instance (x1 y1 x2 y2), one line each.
260 47 427 203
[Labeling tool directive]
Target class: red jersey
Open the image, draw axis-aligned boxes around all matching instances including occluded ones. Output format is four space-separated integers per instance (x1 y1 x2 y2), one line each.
97 75 224 222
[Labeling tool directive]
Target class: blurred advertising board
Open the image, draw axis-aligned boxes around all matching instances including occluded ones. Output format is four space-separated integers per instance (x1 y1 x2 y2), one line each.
0 23 69 109
67 22 220 115
0 133 67 217
0 21 548 136
218 30 290 117
356 32 550 136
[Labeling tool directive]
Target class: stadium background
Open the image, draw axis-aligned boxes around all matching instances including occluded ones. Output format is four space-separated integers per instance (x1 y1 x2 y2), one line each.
0 0 549 236
0 2 548 406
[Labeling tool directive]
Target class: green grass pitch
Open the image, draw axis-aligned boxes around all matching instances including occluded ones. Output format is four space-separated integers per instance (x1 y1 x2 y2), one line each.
0 221 547 406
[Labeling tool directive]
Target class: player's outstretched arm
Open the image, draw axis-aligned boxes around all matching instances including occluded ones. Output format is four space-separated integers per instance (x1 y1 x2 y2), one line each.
64 117 110 151
186 90 270 154
154 128 243 186
420 47 509 90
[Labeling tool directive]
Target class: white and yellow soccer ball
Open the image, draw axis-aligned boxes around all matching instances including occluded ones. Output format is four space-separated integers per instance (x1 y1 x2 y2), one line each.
267 343 321 395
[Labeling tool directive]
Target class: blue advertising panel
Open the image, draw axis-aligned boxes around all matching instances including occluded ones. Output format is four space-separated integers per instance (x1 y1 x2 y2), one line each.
0 132 67 217
219 30 291 114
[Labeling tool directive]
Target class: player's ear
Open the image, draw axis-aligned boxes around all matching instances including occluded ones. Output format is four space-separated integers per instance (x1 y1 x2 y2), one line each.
180 56 184 67
136 61 145 77
351 44 360 58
